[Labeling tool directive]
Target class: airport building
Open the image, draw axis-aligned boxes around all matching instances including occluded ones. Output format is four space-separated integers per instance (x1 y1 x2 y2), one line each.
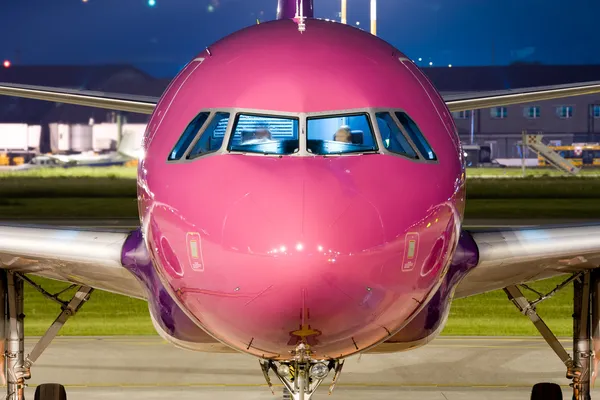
425 64 600 159
0 65 168 154
1 63 600 160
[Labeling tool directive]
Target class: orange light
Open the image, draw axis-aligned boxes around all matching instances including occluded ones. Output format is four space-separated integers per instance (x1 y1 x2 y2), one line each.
2 60 10 68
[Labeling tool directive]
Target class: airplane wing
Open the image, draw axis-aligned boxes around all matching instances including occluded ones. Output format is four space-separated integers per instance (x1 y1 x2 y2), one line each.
0 224 145 299
4 79 600 115
1 80 600 300
0 82 157 114
442 80 600 112
455 224 600 298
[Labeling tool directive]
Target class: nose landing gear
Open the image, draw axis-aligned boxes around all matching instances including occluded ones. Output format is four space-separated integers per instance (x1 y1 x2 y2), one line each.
259 343 345 400
505 270 600 400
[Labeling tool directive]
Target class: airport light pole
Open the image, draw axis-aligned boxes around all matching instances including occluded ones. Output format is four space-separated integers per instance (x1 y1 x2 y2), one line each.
341 0 347 24
370 0 377 36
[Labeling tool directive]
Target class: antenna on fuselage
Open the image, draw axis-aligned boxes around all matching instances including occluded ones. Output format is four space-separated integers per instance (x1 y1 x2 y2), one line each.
295 0 306 32
276 0 314 32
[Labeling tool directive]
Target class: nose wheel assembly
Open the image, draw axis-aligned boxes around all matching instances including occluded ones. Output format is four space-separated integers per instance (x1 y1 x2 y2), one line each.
259 343 345 400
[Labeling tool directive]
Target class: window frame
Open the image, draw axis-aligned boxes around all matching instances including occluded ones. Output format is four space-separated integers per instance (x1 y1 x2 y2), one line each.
226 111 302 156
165 107 438 163
452 110 472 119
556 105 574 119
490 106 507 119
165 109 233 163
166 111 211 161
524 105 541 119
374 111 420 161
185 111 233 160
305 111 380 156
392 111 438 162
369 107 438 163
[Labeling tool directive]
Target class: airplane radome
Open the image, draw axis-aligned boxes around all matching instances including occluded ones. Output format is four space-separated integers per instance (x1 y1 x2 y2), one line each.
1 0 600 399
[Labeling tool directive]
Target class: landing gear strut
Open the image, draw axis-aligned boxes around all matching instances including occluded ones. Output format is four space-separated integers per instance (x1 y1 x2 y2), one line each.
1 271 93 400
505 270 600 400
259 343 345 400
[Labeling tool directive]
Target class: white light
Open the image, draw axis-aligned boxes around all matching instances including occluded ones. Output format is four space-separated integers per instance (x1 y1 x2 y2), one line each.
418 57 422 62
317 245 324 252
280 246 286 252
310 363 330 379
448 64 452 68
356 21 360 25
296 243 304 251
429 61 433 66
277 364 291 377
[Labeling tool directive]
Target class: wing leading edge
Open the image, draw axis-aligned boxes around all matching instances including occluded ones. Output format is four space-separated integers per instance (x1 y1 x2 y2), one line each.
455 224 600 298
3 79 600 115
443 80 600 113
0 82 157 114
0 225 145 299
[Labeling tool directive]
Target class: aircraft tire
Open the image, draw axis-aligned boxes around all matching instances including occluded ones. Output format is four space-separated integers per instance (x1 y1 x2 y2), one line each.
530 382 562 400
34 383 67 400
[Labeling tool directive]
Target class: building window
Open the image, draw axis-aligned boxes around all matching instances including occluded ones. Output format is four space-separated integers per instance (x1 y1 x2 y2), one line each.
592 105 600 118
524 106 541 119
556 106 573 119
490 107 507 119
452 110 472 119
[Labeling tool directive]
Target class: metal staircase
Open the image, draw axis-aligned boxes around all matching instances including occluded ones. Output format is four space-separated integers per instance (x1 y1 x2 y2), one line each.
521 133 580 175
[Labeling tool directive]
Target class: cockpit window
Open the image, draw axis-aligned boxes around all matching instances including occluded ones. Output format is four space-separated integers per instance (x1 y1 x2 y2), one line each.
227 114 299 155
306 113 378 155
375 113 418 159
187 112 230 159
394 112 437 161
168 111 210 160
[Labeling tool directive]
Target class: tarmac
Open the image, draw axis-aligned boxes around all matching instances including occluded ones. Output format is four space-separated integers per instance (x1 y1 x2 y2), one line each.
15 336 600 399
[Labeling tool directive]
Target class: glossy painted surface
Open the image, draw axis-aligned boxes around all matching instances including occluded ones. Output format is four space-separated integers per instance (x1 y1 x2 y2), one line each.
121 229 217 347
371 230 479 353
136 18 465 361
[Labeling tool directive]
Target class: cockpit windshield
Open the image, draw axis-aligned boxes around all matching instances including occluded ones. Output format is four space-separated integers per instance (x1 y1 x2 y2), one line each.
227 114 299 155
306 113 378 155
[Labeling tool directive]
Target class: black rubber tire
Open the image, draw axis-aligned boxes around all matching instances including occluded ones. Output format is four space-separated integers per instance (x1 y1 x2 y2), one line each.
531 382 562 400
34 383 67 400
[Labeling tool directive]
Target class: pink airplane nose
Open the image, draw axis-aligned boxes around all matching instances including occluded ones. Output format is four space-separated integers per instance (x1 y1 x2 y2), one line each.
149 156 456 360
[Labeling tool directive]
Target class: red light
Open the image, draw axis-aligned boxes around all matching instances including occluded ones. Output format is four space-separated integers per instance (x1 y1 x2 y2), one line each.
3 60 10 68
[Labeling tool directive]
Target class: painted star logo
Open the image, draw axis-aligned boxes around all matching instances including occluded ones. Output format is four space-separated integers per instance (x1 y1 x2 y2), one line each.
288 324 321 346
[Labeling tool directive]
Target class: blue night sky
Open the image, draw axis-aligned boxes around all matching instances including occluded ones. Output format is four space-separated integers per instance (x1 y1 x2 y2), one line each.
1 0 599 77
